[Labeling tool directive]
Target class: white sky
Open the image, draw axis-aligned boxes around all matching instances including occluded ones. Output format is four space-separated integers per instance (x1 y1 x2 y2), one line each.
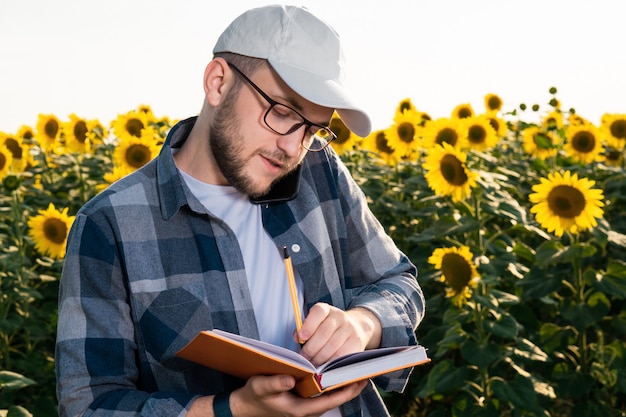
1 0 625 134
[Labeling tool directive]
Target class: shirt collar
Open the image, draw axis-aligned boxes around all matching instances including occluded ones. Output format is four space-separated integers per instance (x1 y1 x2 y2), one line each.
156 116 205 219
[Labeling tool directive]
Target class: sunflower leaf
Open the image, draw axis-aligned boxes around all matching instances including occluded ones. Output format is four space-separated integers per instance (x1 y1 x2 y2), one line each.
460 340 501 368
491 376 541 411
591 260 626 299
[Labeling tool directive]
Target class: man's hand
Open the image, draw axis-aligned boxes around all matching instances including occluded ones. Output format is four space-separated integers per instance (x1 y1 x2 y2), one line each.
297 303 382 366
188 374 367 417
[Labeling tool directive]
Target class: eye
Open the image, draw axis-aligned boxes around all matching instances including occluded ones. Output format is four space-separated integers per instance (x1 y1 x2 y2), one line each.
270 104 297 120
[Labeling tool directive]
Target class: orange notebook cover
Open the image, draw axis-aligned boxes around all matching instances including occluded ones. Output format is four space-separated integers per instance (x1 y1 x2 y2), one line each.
176 329 429 398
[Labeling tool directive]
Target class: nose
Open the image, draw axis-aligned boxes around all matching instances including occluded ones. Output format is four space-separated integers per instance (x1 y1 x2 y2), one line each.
276 125 307 158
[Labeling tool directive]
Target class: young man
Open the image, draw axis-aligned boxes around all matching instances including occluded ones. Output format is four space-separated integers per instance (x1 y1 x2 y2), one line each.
56 5 424 417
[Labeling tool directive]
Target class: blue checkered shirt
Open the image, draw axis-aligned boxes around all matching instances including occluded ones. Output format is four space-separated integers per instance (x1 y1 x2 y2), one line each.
56 117 424 417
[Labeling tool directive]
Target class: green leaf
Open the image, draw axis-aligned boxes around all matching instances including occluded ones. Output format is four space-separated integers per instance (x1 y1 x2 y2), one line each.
490 289 519 305
460 340 501 368
420 359 469 396
561 292 610 331
517 266 562 300
511 338 549 362
539 323 577 354
512 241 535 263
0 371 36 391
6 406 34 417
491 375 539 411
592 260 626 299
484 313 521 339
535 241 596 266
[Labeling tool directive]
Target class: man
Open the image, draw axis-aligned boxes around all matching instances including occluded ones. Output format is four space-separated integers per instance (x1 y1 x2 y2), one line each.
56 5 424 417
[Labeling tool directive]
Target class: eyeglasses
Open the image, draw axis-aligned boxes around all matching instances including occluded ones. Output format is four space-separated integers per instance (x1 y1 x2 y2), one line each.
227 62 337 152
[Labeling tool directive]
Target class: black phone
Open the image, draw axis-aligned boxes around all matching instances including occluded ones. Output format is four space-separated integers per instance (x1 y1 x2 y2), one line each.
250 164 302 205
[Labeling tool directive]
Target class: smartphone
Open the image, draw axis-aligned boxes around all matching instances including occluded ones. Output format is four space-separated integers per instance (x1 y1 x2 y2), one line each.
250 164 302 205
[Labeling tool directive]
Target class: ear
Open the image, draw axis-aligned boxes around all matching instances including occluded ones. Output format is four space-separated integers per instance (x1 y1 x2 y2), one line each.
203 58 233 106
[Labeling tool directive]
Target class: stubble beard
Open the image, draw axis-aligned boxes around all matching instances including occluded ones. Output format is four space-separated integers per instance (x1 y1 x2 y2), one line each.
209 95 297 199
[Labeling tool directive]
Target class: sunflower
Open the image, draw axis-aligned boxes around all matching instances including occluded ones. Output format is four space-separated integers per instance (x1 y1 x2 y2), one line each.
451 103 474 119
62 114 106 153
601 113 626 149
0 144 13 180
111 110 154 140
522 126 561 159
27 203 75 259
385 111 421 160
485 114 508 139
395 97 417 115
428 246 480 303
329 114 358 155
362 129 398 165
112 131 161 175
564 124 603 164
603 146 623 167
35 114 62 151
17 125 35 142
463 115 500 152
484 93 503 113
567 113 590 127
421 117 468 150
423 142 478 202
529 170 604 237
0 132 27 172
541 110 564 131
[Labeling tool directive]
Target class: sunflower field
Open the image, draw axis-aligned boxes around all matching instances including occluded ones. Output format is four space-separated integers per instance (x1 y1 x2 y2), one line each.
1 88 625 416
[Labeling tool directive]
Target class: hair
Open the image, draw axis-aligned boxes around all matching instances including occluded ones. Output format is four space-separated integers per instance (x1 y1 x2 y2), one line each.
213 52 266 92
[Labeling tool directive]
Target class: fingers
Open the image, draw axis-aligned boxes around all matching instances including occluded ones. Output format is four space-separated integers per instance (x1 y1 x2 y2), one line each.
298 303 363 366
231 375 367 417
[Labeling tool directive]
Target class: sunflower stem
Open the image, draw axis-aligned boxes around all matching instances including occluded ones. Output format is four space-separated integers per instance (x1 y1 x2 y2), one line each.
569 232 589 374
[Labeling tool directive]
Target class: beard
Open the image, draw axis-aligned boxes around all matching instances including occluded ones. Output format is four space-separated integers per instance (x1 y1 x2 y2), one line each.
209 93 298 198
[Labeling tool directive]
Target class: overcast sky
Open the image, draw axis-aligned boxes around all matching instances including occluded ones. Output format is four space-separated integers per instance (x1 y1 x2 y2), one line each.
1 0 624 134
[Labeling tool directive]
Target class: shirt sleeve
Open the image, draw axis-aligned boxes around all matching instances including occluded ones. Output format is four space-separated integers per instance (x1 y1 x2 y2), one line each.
55 213 196 417
331 151 426 392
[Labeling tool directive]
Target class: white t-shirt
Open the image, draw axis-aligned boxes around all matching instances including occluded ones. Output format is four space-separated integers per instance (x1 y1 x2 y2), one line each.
180 170 342 417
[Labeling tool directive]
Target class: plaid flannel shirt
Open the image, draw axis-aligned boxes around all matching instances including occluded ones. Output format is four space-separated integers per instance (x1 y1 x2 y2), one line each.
56 117 425 417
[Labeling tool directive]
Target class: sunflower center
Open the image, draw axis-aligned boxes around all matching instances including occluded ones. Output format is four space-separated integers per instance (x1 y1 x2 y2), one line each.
45 119 59 139
74 121 89 144
487 96 502 111
572 131 595 153
547 185 585 219
399 101 412 113
43 218 68 244
375 132 395 154
457 108 472 119
441 253 472 293
468 125 487 145
330 119 350 145
4 138 22 159
0 152 6 170
397 122 416 144
610 119 626 139
440 154 468 186
125 118 145 137
435 128 458 147
605 148 621 162
125 144 152 168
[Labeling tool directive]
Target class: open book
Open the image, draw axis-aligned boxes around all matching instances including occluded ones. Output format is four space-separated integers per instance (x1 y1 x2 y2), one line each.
176 329 429 397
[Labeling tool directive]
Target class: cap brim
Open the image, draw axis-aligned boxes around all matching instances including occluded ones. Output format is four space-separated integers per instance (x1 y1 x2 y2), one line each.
269 60 372 137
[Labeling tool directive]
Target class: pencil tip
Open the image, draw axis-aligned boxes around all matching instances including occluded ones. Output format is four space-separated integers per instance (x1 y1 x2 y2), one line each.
283 245 289 258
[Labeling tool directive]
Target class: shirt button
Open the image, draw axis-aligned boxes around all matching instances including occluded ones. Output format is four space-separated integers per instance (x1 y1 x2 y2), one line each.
291 244 301 253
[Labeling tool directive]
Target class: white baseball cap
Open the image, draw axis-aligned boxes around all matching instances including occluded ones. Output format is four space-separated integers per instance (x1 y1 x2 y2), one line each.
213 4 372 137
